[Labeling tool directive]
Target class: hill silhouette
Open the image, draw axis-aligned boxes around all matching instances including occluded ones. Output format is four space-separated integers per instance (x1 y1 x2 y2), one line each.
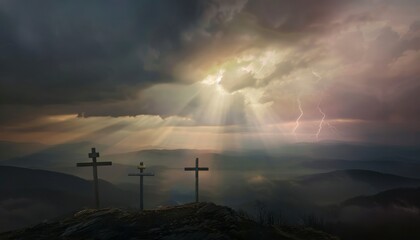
330 186 420 240
275 169 420 205
342 186 420 208
296 169 420 189
0 166 133 231
0 202 338 240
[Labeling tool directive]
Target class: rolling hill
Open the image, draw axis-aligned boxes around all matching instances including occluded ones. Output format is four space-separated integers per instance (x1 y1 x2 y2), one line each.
342 187 420 208
296 169 420 189
0 166 134 231
287 169 420 204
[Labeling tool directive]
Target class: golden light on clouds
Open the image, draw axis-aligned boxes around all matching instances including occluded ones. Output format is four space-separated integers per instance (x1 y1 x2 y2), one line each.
1 0 419 149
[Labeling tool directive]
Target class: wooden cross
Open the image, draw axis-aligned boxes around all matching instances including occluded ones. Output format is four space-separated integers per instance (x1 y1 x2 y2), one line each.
184 158 209 203
76 148 112 208
128 162 155 210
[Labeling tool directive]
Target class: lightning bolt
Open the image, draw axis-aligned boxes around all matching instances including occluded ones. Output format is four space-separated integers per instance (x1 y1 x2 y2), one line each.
326 122 338 132
311 70 322 81
292 96 303 138
311 70 339 140
316 103 325 141
291 70 339 142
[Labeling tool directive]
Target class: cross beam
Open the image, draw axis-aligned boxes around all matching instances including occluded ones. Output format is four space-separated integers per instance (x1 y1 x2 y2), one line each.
184 158 209 203
76 148 112 208
128 162 154 210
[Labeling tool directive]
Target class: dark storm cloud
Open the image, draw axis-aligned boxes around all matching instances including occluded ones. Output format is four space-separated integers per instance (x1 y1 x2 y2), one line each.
0 0 204 105
0 0 256 125
244 0 353 33
0 3 203 124
327 23 420 123
0 0 352 107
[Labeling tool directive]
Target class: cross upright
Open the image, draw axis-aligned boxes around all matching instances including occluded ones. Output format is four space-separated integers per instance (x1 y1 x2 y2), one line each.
128 162 155 210
77 148 112 208
184 158 209 203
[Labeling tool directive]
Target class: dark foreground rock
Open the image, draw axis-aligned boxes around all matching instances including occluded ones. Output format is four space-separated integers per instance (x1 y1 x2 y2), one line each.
0 202 338 240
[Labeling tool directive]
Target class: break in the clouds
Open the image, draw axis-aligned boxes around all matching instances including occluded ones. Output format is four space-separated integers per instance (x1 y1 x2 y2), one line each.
0 0 419 149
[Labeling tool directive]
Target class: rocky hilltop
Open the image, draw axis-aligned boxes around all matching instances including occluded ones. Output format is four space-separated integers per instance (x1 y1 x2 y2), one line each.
0 202 338 240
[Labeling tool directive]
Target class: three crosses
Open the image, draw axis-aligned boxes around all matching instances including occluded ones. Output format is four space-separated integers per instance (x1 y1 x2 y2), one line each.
77 148 209 210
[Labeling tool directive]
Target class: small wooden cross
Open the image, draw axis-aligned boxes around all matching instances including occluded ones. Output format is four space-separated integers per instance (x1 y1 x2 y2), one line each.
77 148 112 208
128 162 155 210
184 158 209 203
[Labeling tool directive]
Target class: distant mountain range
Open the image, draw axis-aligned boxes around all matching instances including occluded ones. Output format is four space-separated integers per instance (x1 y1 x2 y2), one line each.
299 159 420 179
342 186 420 208
0 166 134 231
223 169 420 221
2 140 419 174
2 141 420 183
296 169 420 189
274 169 420 205
0 166 128 202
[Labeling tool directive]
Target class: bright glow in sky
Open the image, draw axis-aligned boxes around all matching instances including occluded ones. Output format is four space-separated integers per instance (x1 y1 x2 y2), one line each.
0 0 419 152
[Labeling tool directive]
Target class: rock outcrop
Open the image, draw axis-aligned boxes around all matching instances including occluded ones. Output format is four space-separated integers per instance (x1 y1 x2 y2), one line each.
0 202 338 240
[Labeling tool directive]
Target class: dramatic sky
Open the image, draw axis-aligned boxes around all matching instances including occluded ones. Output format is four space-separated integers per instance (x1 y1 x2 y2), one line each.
0 0 419 152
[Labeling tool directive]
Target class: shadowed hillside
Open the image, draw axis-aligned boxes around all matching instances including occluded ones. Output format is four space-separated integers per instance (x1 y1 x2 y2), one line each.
270 169 420 205
0 202 339 240
0 166 134 231
317 187 420 240
342 187 420 208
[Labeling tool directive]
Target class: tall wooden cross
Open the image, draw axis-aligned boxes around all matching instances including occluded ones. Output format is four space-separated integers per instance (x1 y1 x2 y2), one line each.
76 148 112 208
128 162 155 210
184 157 209 203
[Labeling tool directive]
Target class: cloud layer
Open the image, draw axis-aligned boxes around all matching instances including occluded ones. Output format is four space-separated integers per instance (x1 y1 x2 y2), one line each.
0 0 419 147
